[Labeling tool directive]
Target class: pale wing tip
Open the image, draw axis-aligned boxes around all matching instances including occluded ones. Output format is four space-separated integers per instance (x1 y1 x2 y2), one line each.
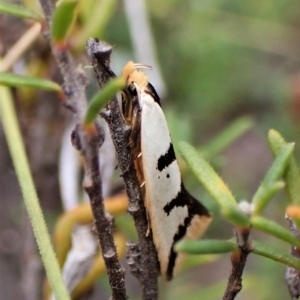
161 215 212 280
186 214 212 240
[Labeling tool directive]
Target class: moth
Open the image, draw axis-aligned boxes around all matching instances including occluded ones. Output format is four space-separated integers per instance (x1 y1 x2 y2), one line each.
121 61 212 280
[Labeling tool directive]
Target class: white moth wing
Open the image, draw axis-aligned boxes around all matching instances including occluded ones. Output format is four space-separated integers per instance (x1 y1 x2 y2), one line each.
120 63 212 280
139 90 190 278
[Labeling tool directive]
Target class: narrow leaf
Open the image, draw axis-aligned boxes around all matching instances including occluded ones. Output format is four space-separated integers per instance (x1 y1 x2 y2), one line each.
221 205 250 227
0 72 61 92
252 143 294 214
175 239 237 254
259 143 294 186
0 2 42 21
0 86 70 300
52 0 78 44
251 215 300 246
200 116 253 159
251 181 284 215
268 129 300 205
178 141 237 207
252 240 300 269
84 77 125 125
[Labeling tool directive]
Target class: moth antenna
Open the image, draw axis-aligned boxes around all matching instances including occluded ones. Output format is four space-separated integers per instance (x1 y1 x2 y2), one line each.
134 63 152 70
121 61 149 88
137 152 142 158
140 181 145 188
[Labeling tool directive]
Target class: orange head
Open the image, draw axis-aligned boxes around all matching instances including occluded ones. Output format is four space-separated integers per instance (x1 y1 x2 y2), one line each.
121 61 151 88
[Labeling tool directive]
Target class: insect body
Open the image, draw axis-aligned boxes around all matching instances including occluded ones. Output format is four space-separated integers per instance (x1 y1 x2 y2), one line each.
121 62 212 280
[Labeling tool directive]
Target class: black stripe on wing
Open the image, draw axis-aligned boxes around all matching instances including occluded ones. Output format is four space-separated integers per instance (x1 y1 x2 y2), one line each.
166 216 190 280
164 183 210 280
145 82 161 106
164 183 210 217
157 143 176 172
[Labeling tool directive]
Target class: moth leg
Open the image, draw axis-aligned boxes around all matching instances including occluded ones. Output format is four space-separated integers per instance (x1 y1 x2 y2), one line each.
144 192 152 237
129 107 141 155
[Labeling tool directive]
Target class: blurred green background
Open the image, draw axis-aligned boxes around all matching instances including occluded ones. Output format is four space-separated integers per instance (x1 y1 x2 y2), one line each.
105 3 300 297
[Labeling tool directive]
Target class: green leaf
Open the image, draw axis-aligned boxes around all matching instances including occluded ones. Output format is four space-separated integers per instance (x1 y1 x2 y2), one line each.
251 215 300 246
268 129 300 205
179 141 251 226
252 240 300 269
260 143 294 186
221 205 250 227
175 239 237 254
0 86 70 300
252 143 294 214
251 181 284 215
179 141 236 206
84 77 125 124
52 0 79 43
200 116 253 159
0 1 42 21
0 72 61 92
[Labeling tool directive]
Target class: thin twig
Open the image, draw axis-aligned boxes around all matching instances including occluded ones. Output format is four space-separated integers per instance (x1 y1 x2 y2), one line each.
285 217 300 299
38 1 127 299
0 22 41 72
86 38 159 300
223 228 252 300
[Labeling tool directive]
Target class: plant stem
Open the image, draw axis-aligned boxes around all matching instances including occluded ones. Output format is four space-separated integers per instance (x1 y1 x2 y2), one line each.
38 0 127 298
0 86 70 300
86 38 159 300
223 228 252 300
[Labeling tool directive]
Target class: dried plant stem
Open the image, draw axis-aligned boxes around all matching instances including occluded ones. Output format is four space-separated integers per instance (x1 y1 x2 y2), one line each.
38 1 127 299
223 228 252 300
0 22 41 72
86 38 159 300
82 126 127 299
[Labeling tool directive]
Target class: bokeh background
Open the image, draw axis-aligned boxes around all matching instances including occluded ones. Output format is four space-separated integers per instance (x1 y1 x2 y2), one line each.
2 0 300 299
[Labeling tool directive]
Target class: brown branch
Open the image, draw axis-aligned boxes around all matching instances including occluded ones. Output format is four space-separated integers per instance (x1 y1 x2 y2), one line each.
80 125 127 300
223 227 252 300
38 1 127 299
86 38 160 300
285 217 300 299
